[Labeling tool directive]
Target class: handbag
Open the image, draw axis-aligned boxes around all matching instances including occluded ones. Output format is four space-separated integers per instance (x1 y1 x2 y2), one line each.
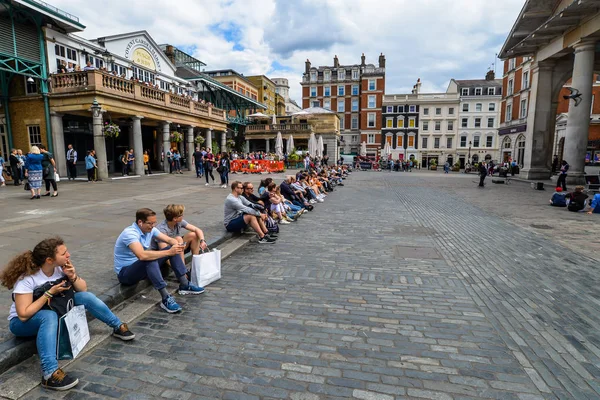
57 305 90 360
24 181 30 191
190 248 221 287
216 166 224 173
32 279 76 317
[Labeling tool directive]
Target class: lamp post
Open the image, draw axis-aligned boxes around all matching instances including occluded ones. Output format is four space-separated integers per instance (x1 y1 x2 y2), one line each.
468 140 472 162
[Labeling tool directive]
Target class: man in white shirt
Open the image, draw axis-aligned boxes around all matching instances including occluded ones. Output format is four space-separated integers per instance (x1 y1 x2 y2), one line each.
66 144 77 180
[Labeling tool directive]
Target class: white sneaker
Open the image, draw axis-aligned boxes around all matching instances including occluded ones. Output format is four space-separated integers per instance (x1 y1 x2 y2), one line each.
309 199 316 204
279 219 291 224
205 183 209 186
317 198 324 203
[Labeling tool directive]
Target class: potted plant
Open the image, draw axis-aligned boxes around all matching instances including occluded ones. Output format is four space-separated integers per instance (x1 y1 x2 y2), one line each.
103 122 121 138
170 131 183 143
430 159 437 171
452 162 461 172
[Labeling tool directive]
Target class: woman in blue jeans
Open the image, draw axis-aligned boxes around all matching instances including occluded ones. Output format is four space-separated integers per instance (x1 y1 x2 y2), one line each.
0 237 135 391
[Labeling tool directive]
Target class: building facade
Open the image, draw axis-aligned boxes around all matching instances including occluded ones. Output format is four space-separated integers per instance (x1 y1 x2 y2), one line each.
272 77 302 115
453 73 503 166
381 94 419 161
301 53 386 156
203 69 259 101
246 75 276 115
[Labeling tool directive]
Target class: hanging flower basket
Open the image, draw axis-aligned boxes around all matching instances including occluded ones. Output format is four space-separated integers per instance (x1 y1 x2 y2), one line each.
194 135 205 145
170 131 183 143
226 139 236 148
103 122 121 138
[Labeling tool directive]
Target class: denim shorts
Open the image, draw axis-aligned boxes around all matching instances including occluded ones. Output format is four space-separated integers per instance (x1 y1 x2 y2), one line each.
226 214 247 232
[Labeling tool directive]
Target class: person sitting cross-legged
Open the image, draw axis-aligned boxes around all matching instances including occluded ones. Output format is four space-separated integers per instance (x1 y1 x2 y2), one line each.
549 187 568 207
152 204 208 262
224 181 276 244
114 208 204 314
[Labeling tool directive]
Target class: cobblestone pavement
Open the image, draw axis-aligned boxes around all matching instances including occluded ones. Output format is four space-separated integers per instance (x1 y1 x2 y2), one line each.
18 171 600 399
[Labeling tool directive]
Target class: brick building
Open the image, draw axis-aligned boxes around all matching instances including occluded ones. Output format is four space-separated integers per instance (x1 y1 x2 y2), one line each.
301 53 385 155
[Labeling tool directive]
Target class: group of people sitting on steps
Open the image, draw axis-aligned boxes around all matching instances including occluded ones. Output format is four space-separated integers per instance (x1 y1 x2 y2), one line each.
0 204 207 391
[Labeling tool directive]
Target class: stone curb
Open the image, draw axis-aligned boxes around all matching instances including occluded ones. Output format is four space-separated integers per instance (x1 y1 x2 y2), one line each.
0 232 236 376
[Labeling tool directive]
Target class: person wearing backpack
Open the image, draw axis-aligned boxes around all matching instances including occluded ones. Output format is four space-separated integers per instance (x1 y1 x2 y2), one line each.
0 237 134 391
566 186 588 212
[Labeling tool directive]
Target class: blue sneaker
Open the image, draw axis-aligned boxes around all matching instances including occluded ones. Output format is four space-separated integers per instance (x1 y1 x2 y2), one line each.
178 284 205 296
161 295 182 313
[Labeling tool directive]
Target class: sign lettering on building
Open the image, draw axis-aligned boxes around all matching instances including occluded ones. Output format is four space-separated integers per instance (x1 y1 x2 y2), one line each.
124 38 162 71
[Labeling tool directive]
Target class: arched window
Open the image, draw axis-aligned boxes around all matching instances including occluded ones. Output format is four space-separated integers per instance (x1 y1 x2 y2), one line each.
502 136 512 149
516 134 526 167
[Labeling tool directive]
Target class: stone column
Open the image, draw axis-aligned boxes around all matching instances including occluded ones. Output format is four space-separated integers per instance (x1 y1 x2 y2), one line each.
162 121 171 173
186 126 194 170
206 128 213 152
245 139 250 154
520 62 555 180
91 100 108 180
128 121 134 151
221 131 227 154
265 138 270 153
563 40 596 184
50 112 66 177
131 116 144 176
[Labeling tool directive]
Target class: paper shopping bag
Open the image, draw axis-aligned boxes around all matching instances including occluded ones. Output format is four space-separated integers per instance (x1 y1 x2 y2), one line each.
57 305 90 360
190 249 222 287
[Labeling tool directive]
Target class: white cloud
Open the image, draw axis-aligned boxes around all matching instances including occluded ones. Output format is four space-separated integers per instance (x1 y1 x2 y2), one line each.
49 0 523 104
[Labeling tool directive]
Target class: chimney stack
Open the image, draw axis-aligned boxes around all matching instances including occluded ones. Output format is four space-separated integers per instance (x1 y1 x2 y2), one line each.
378 53 386 68
411 78 421 94
165 45 175 64
305 59 311 74
361 53 366 66
485 70 495 81
334 55 339 68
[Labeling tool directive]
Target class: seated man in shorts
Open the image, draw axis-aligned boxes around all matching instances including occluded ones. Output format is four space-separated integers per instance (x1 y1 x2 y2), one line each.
152 204 208 260
224 181 276 244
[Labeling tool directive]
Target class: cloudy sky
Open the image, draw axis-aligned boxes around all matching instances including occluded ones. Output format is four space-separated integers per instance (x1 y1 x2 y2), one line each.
52 0 524 103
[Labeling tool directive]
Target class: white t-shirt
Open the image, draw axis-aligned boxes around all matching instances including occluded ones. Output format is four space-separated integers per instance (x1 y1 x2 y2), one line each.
8 267 65 320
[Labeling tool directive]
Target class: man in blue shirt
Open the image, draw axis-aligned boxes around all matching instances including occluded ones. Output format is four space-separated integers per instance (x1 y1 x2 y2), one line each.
587 193 600 214
114 208 204 313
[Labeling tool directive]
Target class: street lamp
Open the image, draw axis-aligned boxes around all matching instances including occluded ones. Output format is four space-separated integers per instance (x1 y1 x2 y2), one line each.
468 140 472 162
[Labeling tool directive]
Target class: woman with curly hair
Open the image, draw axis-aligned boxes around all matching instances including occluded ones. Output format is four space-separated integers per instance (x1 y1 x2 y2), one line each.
0 237 135 391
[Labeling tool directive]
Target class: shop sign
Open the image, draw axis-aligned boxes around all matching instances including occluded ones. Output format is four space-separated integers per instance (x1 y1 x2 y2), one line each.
124 38 162 71
498 124 526 135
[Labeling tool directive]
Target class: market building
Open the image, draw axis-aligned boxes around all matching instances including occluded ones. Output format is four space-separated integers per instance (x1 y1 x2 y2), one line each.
499 0 600 183
301 53 385 157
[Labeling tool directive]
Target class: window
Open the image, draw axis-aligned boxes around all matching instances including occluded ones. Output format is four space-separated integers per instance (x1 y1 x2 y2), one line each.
398 105 404 113
488 87 495 95
324 86 330 97
28 125 42 147
397 135 403 148
310 87 317 97
337 101 345 112
338 86 345 96
435 121 441 131
423 121 429 131
474 88 482 96
422 137 428 149
520 99 527 118
462 88 469 96
368 79 376 91
324 99 331 110
523 71 529 89
352 69 359 80
386 119 393 128
86 55 104 69
408 117 416 128
506 104 512 121
474 118 481 128
131 66 154 83
312 100 320 107
352 135 358 143
462 103 469 112
408 136 415 148
448 107 455 115
367 113 376 127
352 98 359 112
475 103 482 112
446 137 453 149
25 77 38 94
487 118 494 128
447 121 454 131
112 63 128 77
324 70 331 81
460 136 467 147
434 138 440 149
339 118 344 130
461 118 468 128
397 118 404 128
367 133 375 144
509 58 516 70
473 136 480 147
54 44 78 71
386 106 393 113
338 69 346 80
423 107 429 116
310 71 317 81
159 80 171 91
351 115 358 129
486 136 493 148
352 84 359 95
368 95 376 108
508 79 514 95
435 107 442 115
409 105 416 112
489 103 495 111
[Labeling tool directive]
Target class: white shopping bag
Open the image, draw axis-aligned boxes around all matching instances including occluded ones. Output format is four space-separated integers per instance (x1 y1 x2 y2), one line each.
190 249 222 287
59 305 90 359
54 172 60 182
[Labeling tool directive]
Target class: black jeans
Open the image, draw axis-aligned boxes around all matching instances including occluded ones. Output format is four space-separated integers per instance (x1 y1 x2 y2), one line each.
557 174 567 191
67 161 77 179
87 168 95 181
479 174 486 187
44 178 57 192
11 166 21 185
205 168 214 183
